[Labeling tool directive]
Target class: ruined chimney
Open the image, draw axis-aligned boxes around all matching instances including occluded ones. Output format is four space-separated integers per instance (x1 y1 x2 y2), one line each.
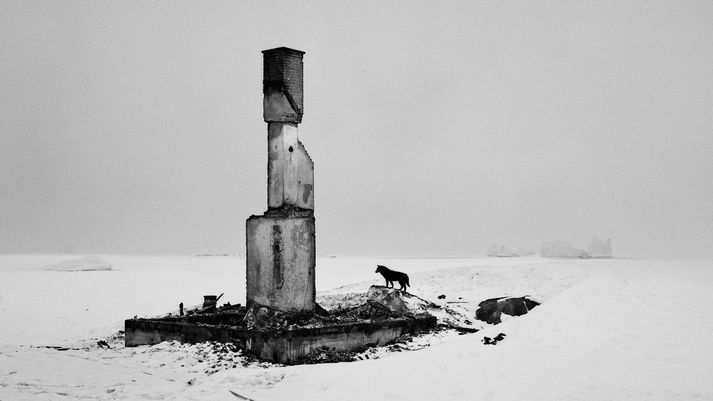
245 47 316 313
262 47 305 124
261 47 313 211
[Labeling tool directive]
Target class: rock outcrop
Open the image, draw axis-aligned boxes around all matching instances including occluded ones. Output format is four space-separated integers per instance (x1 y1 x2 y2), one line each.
475 296 540 325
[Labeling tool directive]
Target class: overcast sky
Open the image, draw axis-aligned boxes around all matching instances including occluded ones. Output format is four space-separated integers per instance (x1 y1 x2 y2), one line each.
1 1 712 257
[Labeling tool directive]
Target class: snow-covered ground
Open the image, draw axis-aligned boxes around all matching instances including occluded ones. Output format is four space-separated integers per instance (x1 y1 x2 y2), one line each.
1 255 712 400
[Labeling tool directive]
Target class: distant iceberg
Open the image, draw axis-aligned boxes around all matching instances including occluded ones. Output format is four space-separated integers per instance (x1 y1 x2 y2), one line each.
42 256 112 271
488 244 518 257
587 236 613 258
488 244 535 257
540 240 589 258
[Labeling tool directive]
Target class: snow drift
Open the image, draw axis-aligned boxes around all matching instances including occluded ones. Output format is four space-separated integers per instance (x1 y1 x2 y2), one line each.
41 256 112 271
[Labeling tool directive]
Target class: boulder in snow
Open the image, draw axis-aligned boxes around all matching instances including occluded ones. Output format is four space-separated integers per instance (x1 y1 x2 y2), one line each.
475 300 502 324
475 296 540 325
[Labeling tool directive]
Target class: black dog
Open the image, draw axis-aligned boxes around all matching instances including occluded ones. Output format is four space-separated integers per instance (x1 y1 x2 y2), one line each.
375 265 410 291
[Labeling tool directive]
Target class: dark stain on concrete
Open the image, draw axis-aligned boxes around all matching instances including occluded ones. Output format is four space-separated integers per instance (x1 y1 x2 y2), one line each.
302 184 312 204
271 225 284 290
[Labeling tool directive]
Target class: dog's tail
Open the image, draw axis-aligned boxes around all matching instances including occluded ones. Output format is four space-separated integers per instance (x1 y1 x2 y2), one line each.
405 275 410 288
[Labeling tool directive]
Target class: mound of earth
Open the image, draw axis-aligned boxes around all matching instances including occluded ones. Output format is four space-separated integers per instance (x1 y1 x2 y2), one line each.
242 286 435 330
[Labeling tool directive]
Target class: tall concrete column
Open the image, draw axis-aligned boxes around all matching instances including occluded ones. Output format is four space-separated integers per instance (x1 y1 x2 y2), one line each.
246 47 316 313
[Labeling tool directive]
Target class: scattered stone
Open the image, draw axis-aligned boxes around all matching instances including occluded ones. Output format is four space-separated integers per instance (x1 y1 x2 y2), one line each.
97 340 110 349
242 305 321 329
483 333 507 345
437 294 446 299
239 294 430 331
301 346 358 364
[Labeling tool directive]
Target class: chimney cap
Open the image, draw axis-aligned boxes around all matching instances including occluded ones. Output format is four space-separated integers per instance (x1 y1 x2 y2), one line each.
262 47 306 55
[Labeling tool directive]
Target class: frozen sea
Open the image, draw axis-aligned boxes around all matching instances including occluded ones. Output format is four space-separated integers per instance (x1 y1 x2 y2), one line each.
1 255 712 400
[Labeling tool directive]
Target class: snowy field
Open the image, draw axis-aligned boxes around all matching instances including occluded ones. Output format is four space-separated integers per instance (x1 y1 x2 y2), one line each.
1 255 712 400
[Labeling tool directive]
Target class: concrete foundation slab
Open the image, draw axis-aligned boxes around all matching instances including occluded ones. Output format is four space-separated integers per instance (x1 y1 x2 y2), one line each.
125 313 436 364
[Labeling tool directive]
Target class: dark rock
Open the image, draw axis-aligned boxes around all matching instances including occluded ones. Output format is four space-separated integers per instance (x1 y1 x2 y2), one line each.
477 297 507 308
523 298 540 310
475 296 540 324
499 298 528 317
483 333 507 345
437 294 446 299
475 298 503 324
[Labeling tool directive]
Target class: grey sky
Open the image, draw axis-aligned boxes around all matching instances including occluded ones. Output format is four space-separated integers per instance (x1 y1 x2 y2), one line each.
1 1 712 257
